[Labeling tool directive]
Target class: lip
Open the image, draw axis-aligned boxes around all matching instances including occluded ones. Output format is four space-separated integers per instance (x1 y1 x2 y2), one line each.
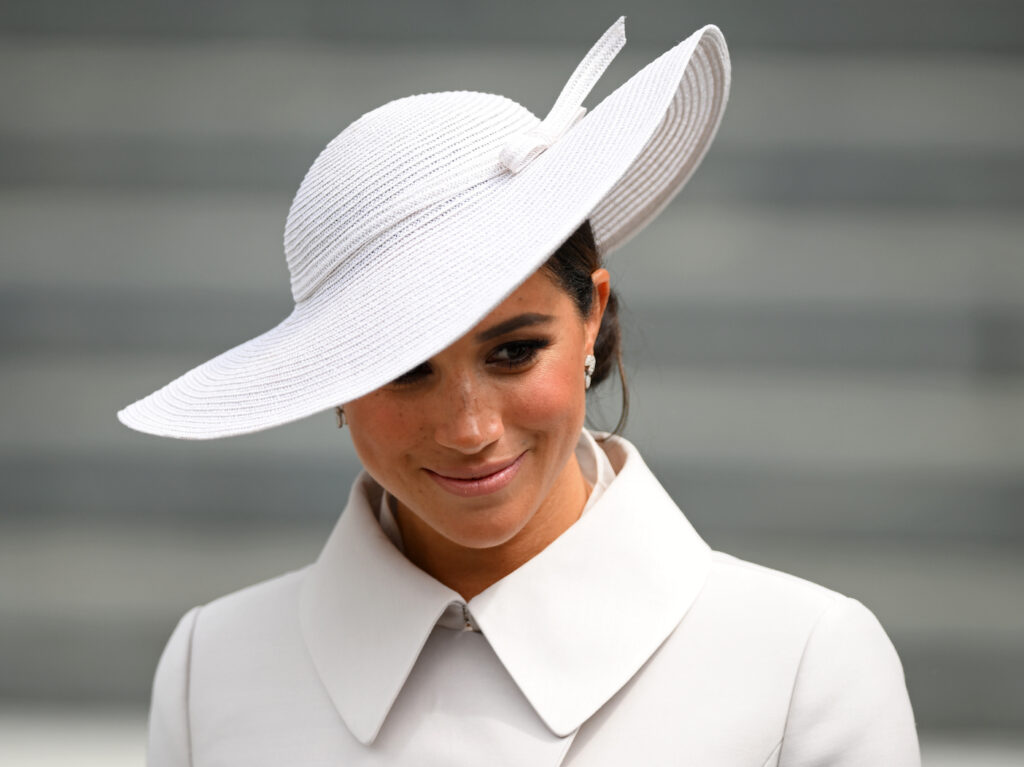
426 452 526 497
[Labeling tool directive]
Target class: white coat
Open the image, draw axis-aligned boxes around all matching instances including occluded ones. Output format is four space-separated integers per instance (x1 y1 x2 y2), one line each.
147 432 920 766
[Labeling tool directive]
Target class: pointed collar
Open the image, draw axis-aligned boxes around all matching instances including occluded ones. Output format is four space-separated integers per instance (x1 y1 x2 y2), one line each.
299 433 711 744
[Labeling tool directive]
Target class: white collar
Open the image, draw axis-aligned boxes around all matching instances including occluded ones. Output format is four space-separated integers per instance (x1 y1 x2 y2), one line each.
299 433 711 744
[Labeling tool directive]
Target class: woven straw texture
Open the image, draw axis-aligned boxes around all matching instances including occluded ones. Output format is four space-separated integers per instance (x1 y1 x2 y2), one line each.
118 20 730 439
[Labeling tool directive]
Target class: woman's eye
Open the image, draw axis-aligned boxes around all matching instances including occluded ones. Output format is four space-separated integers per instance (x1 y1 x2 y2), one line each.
488 339 550 369
389 362 431 386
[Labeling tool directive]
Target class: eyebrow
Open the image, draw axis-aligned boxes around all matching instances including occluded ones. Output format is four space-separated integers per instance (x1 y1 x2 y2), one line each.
475 313 555 342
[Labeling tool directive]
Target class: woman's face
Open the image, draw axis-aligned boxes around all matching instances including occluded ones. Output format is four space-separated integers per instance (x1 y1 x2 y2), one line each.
343 267 610 552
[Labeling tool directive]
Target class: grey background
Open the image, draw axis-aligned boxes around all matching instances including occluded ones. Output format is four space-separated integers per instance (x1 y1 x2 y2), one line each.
2 0 1022 756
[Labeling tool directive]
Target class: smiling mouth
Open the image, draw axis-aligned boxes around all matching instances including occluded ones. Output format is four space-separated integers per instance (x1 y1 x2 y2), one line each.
425 452 526 497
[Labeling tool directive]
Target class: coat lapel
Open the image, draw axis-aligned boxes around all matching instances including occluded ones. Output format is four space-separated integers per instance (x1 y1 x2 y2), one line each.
299 473 461 744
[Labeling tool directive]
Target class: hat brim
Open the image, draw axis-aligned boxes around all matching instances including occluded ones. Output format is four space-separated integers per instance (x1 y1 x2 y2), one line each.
118 24 730 439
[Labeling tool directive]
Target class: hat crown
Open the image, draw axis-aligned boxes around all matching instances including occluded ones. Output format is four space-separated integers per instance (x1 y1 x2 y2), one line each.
283 92 537 303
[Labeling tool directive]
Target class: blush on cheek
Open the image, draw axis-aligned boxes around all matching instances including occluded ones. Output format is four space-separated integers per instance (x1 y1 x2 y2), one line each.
345 397 422 481
508 360 586 432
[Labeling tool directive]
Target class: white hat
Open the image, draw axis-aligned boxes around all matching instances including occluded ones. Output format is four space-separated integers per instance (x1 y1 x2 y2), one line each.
118 17 731 440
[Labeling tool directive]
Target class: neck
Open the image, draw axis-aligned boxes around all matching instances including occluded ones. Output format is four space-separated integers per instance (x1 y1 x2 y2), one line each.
395 454 592 601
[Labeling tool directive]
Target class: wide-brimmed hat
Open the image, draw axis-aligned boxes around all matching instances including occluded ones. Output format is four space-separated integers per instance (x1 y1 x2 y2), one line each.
118 17 731 439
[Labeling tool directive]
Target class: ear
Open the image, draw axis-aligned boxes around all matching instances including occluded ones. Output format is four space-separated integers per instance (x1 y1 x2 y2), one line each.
585 268 611 351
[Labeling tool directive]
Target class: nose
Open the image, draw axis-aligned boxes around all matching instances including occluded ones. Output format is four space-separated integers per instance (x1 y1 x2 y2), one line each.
433 373 504 454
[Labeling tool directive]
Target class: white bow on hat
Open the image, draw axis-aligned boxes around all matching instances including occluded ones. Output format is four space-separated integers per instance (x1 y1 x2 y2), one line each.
499 17 627 174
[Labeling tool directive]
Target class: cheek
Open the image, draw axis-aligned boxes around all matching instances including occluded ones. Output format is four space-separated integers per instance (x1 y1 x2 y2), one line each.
346 397 426 473
507 355 585 431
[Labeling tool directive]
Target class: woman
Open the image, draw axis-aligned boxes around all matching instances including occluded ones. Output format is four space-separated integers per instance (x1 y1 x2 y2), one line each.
120 18 921 766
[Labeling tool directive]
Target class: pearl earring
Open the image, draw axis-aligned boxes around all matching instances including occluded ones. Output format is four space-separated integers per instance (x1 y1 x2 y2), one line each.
584 353 596 390
335 406 346 428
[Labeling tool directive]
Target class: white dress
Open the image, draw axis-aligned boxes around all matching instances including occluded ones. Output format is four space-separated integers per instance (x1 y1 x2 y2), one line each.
147 430 921 766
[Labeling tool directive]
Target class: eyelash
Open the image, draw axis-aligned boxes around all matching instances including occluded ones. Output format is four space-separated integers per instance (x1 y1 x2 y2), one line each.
389 339 551 386
490 338 550 368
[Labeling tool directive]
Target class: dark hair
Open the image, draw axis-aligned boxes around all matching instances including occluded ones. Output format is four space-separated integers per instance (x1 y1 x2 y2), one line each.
541 219 629 436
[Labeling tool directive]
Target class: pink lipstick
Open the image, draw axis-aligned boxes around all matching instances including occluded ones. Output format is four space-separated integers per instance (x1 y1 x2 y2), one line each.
426 452 526 497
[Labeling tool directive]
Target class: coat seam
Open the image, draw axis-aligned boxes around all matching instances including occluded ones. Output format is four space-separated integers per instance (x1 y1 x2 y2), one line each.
760 739 783 767
184 605 202 767
775 594 849 765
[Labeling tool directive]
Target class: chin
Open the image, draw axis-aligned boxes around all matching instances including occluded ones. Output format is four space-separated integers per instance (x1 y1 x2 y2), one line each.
436 500 536 550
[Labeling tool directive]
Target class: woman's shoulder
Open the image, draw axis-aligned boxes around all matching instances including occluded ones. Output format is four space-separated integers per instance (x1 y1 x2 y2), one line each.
675 549 911 721
167 564 313 649
687 551 919 764
151 565 317 713
706 549 845 610
698 549 887 641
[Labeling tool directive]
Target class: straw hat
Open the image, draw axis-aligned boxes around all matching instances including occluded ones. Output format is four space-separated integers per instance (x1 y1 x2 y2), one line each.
118 17 731 439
